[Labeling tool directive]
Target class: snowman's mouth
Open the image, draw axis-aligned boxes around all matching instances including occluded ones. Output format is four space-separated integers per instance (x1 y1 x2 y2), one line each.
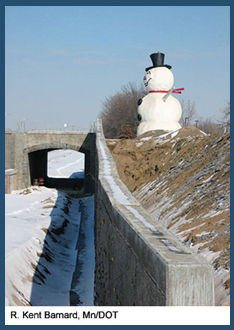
144 78 152 87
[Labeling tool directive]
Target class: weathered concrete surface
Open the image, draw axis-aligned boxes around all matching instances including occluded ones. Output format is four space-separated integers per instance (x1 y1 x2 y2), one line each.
95 120 215 306
5 131 95 193
5 169 17 194
5 132 15 170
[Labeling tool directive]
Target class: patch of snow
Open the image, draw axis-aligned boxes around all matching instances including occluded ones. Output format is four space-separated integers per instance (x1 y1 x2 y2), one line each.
126 205 160 234
107 174 130 205
156 131 173 139
202 173 215 183
153 138 171 146
140 136 153 141
199 247 221 264
171 130 180 139
203 209 223 219
135 142 143 148
48 150 84 178
200 130 207 136
5 187 58 257
160 239 183 253
177 223 206 239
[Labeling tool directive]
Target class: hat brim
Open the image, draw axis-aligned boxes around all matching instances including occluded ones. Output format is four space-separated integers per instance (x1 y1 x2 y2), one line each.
145 64 172 71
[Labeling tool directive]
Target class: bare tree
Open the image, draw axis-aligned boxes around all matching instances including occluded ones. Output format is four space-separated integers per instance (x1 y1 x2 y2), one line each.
180 100 196 126
194 102 230 135
100 82 145 138
197 117 223 135
219 102 230 132
118 124 137 139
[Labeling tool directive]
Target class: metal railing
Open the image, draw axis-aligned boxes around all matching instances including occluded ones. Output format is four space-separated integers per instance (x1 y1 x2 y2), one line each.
5 120 97 133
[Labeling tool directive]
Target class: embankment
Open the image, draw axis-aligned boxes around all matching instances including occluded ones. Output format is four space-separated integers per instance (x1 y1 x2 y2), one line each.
106 127 230 306
95 121 215 306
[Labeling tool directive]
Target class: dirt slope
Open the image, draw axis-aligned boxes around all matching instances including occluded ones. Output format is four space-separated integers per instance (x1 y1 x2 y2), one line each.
107 127 230 306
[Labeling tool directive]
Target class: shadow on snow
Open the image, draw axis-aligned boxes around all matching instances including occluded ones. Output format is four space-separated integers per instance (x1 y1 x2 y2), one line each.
30 172 95 306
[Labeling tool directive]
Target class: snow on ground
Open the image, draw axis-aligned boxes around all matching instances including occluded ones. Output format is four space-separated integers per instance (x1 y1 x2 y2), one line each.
48 150 84 178
5 187 57 257
5 150 95 306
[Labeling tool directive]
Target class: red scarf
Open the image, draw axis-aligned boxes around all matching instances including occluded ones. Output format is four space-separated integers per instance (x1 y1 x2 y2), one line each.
149 88 184 94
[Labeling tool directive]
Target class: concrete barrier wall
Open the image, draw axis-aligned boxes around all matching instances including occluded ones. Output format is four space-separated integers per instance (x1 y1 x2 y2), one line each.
5 132 15 170
95 119 215 306
5 170 17 194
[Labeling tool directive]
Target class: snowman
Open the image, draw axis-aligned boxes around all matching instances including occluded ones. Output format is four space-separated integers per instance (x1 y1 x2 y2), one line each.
137 52 184 136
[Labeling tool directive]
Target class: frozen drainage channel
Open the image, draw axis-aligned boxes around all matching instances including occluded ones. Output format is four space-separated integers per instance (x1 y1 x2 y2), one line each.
5 189 95 306
69 195 95 306
30 192 96 306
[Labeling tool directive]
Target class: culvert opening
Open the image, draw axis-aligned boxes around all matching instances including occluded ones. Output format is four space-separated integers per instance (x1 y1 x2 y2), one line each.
47 149 85 190
28 149 85 190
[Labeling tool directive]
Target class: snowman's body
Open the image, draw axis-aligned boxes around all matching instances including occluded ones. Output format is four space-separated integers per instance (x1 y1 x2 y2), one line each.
137 62 182 136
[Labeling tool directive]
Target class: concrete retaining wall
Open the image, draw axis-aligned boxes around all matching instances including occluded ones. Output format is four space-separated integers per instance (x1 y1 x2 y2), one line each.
5 132 15 170
95 119 215 306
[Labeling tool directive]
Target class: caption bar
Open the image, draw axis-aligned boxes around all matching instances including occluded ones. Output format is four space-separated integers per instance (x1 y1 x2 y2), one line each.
5 306 230 325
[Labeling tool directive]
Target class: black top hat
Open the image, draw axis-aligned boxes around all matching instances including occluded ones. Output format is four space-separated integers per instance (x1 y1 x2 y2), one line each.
145 52 172 71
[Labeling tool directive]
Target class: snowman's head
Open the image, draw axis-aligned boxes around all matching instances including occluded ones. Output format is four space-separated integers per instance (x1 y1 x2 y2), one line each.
144 67 174 92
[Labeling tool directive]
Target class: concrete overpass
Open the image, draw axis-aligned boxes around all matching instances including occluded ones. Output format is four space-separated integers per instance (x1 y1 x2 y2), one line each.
5 130 95 193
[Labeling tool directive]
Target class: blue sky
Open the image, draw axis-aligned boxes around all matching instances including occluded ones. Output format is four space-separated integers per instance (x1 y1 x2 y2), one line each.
5 6 230 131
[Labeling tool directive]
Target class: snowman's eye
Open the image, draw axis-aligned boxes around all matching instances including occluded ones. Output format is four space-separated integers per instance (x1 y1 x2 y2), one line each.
137 98 142 106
